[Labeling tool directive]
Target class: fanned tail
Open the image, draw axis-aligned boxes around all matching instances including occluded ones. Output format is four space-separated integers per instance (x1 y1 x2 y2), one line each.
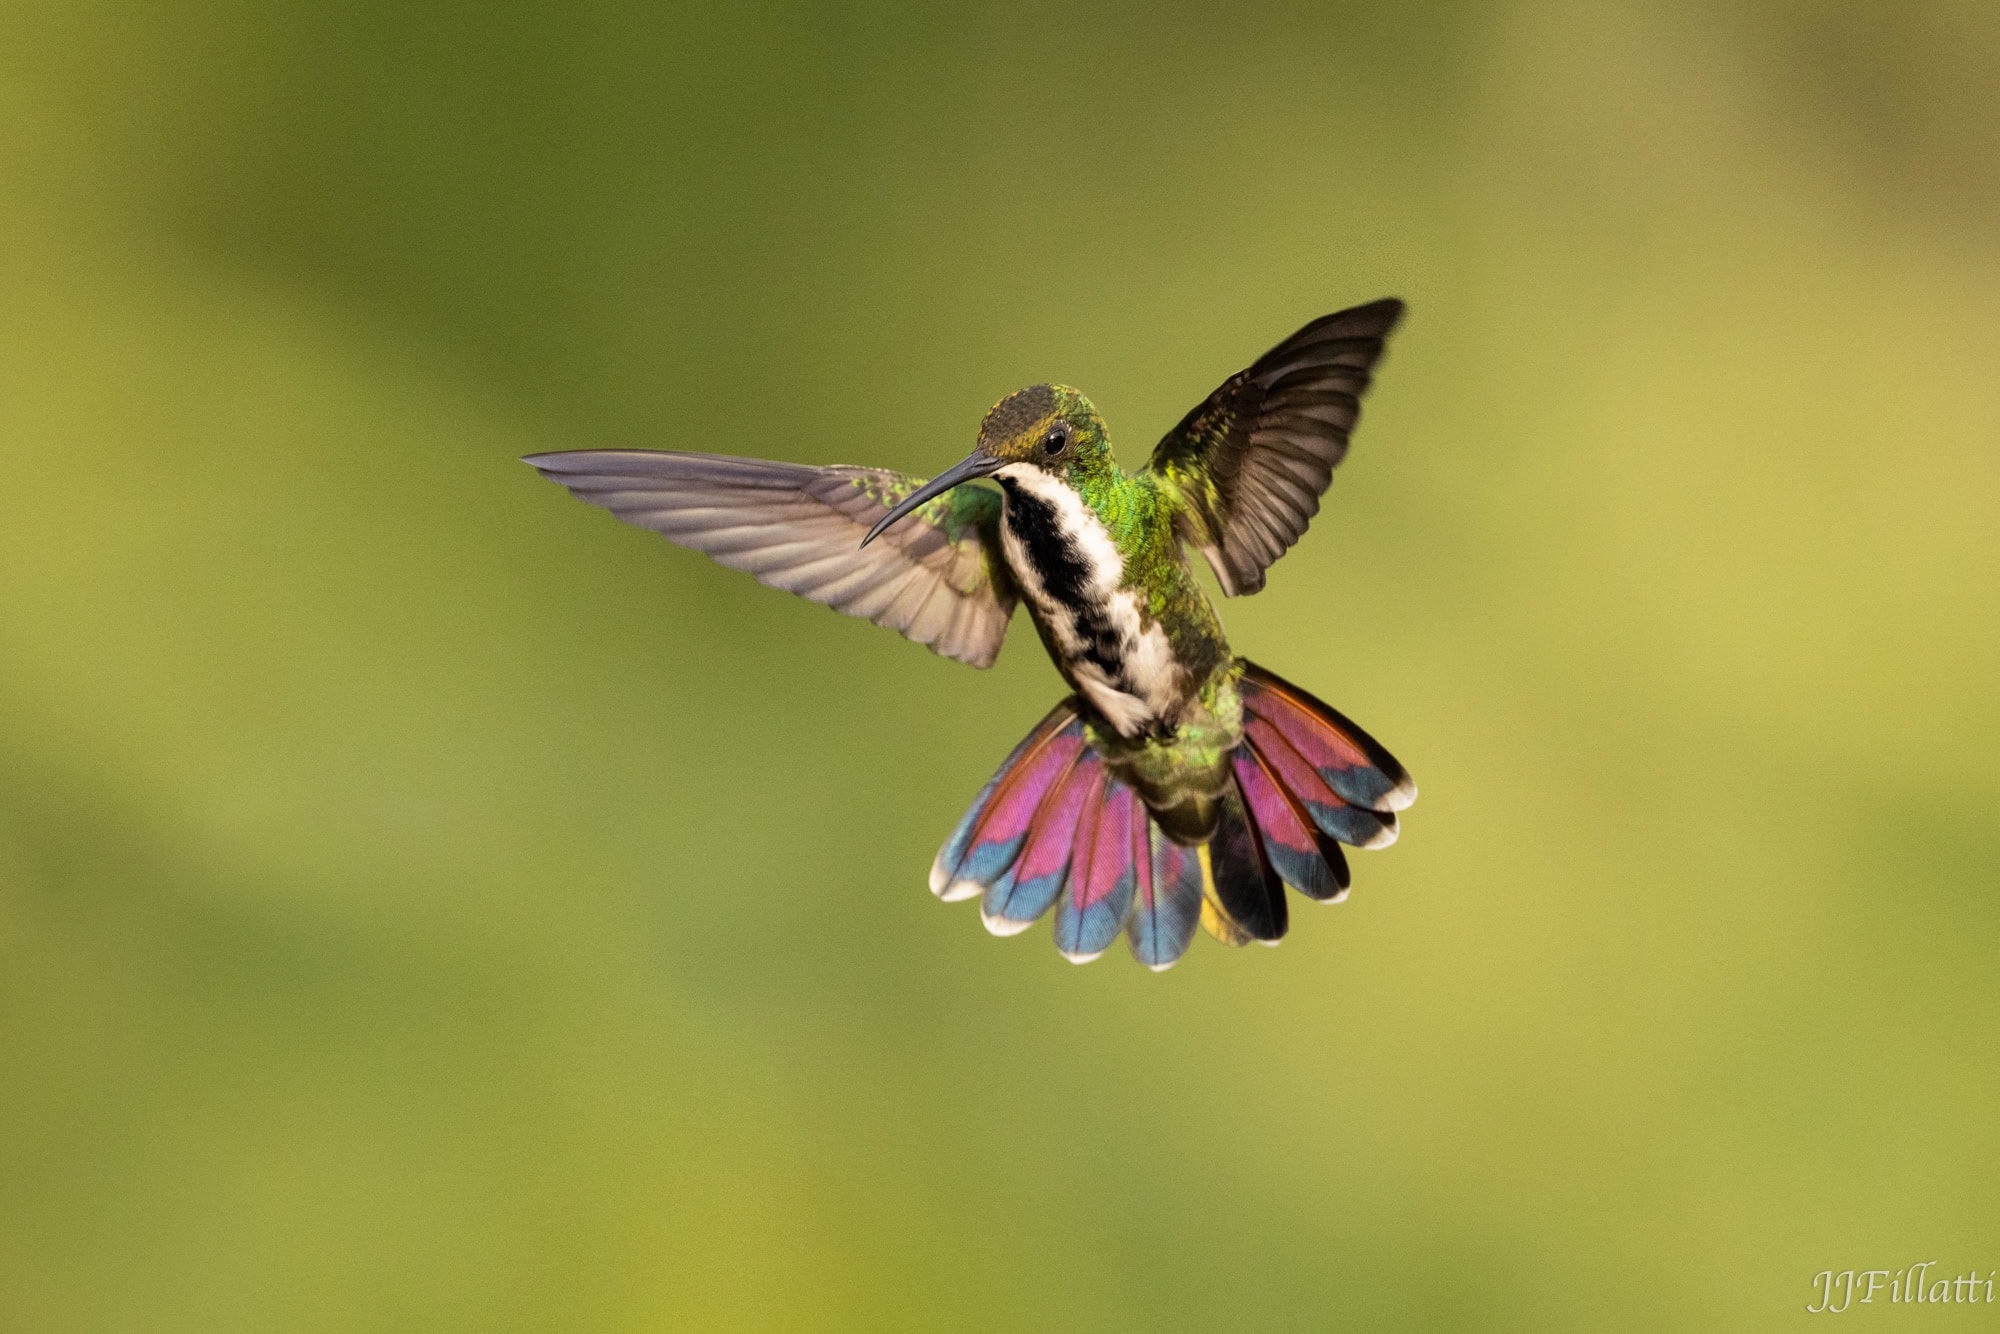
1195 783 1289 948
928 664 1413 970
931 697 1200 969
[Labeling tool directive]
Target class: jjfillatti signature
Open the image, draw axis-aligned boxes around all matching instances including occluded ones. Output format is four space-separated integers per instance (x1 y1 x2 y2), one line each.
1809 1264 1996 1312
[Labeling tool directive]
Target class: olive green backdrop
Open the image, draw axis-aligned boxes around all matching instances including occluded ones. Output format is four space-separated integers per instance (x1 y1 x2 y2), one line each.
2 2 1995 1329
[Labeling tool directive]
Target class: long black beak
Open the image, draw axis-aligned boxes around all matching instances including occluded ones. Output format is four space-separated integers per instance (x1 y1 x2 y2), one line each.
860 450 1004 547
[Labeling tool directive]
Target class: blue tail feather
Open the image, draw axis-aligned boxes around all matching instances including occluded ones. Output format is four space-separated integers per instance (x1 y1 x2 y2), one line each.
1127 821 1204 970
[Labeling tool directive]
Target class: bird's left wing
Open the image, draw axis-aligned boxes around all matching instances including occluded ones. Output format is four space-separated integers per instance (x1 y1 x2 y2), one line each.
1147 298 1404 596
525 450 1017 668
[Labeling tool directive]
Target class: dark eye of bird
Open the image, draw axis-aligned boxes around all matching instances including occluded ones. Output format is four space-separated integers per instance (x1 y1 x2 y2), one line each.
1041 426 1067 455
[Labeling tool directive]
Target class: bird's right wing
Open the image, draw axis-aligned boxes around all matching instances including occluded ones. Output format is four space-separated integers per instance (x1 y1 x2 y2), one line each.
525 450 1018 668
1147 299 1404 595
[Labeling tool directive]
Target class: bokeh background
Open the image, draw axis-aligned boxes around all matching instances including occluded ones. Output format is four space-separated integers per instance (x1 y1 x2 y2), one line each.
3 1 1997 1329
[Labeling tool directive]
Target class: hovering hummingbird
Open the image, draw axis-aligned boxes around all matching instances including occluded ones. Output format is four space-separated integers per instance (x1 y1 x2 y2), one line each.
526 298 1416 969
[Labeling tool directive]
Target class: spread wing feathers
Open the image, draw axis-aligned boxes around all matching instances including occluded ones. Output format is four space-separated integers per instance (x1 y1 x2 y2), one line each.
524 450 1017 668
1148 298 1405 595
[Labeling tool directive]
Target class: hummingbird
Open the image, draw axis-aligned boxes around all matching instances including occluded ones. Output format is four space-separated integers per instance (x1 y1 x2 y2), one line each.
526 298 1416 969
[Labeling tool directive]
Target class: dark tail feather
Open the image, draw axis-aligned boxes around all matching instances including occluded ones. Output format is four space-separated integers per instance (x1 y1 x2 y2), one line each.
1197 782 1289 946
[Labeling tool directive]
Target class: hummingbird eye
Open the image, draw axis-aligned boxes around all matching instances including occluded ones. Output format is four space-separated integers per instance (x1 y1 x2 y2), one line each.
1040 425 1069 456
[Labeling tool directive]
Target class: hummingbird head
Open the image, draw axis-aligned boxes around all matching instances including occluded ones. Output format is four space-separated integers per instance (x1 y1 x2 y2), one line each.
974 384 1110 479
860 384 1111 547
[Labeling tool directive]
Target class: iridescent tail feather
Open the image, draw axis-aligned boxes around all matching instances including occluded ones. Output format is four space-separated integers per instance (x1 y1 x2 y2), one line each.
930 660 1414 970
1129 828 1204 970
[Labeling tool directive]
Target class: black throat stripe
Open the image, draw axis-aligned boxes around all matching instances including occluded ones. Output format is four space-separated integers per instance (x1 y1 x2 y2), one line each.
998 477 1126 682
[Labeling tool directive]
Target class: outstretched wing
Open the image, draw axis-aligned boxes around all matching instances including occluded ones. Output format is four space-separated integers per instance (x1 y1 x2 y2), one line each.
525 450 1017 668
1148 298 1404 596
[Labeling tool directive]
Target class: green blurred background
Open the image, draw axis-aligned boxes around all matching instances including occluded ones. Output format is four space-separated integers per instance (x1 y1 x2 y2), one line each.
2 1 1996 1329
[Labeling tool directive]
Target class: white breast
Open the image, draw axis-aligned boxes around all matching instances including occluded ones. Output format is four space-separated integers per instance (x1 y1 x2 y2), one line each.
994 464 1183 737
